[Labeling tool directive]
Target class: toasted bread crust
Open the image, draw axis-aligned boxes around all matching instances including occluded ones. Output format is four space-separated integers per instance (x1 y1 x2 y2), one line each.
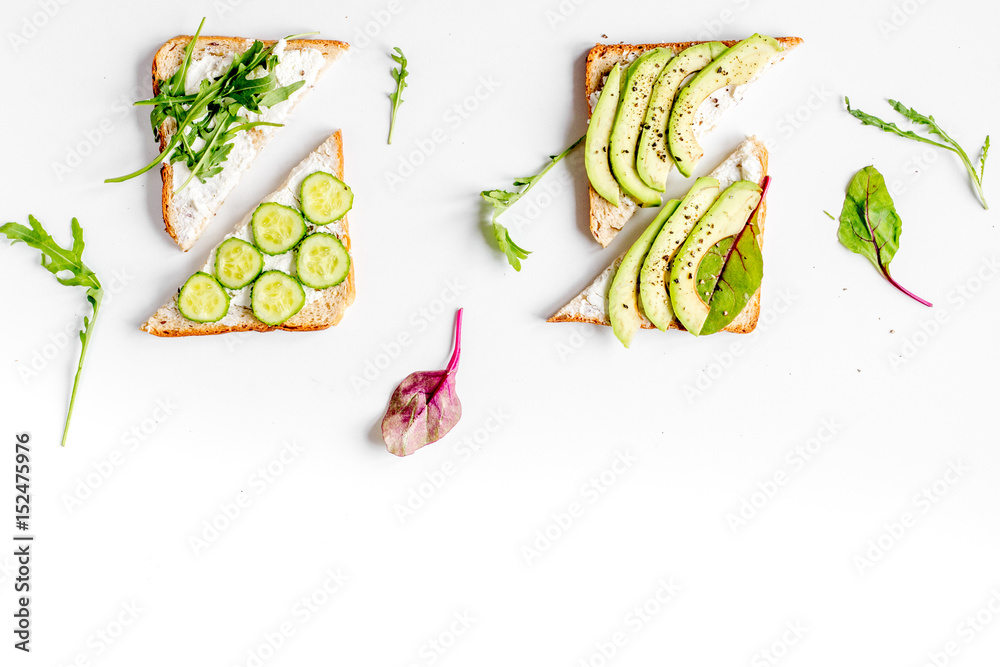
585 36 800 247
152 35 348 251
552 136 768 334
141 131 355 337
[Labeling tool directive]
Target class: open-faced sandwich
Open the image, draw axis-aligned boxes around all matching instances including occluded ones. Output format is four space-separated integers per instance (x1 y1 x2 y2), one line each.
142 131 355 337
584 33 800 246
108 21 348 251
551 136 768 347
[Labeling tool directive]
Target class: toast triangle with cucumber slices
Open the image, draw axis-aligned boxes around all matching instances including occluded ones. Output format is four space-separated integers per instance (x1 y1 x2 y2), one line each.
153 33 348 251
551 135 767 335
586 35 800 247
141 131 355 337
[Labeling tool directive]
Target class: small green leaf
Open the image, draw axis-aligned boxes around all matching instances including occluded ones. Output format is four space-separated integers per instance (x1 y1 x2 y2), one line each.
492 221 531 272
980 135 990 183
835 166 931 307
387 47 409 144
698 177 768 336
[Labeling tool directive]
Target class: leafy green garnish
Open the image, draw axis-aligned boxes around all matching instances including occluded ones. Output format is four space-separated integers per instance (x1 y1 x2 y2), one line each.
835 166 931 307
845 96 990 209
697 176 769 336
106 18 313 193
1 216 103 447
387 47 408 145
480 135 584 271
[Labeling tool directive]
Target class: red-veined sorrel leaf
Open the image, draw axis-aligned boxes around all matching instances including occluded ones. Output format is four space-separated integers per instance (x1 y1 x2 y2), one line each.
382 308 463 456
836 165 931 307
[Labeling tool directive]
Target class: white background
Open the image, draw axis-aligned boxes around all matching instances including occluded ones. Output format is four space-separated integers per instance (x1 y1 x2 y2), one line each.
2 0 999 665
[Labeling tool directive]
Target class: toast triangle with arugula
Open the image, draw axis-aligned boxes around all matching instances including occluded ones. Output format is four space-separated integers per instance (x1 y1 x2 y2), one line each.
587 36 799 247
142 131 355 337
153 33 348 251
551 136 767 334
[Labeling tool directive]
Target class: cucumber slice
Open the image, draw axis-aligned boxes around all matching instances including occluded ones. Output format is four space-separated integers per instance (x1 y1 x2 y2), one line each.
296 233 351 289
300 171 353 225
251 271 306 326
177 272 230 323
214 238 264 289
251 202 307 255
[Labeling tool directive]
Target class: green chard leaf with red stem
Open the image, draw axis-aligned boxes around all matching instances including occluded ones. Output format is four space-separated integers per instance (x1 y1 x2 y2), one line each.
382 309 464 457
697 176 770 336
1 216 103 447
836 166 931 307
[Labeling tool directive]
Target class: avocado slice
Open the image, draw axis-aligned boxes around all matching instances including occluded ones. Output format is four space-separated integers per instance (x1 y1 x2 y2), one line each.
608 199 681 347
639 177 720 331
609 48 674 207
585 64 623 204
669 180 761 335
667 34 782 177
636 42 727 191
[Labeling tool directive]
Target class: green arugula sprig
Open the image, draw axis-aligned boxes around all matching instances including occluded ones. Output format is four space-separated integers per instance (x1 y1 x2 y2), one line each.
845 97 989 209
107 19 314 193
1 216 103 447
481 136 584 271
387 47 408 144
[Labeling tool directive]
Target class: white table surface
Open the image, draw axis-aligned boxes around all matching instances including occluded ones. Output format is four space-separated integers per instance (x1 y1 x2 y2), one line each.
2 0 999 664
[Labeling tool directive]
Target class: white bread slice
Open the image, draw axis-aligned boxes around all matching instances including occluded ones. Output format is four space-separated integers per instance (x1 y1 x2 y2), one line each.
141 131 355 337
153 35 348 251
586 37 800 247
550 136 767 335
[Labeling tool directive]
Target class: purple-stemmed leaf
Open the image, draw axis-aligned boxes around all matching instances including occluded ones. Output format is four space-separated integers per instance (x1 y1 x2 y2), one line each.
382 309 463 457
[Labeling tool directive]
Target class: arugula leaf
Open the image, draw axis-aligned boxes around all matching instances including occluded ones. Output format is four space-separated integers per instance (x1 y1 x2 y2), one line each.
387 47 408 145
107 19 313 192
697 176 769 336
1 216 103 447
845 96 989 209
480 135 584 271
836 166 931 307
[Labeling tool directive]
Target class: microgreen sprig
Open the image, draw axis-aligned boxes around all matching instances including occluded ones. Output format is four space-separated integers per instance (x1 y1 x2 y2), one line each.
480 136 584 271
846 96 989 209
387 47 409 144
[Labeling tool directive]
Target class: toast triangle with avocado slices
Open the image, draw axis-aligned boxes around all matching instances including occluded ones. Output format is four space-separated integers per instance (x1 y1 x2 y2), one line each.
551 136 767 334
142 131 355 337
153 33 348 251
587 36 799 247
